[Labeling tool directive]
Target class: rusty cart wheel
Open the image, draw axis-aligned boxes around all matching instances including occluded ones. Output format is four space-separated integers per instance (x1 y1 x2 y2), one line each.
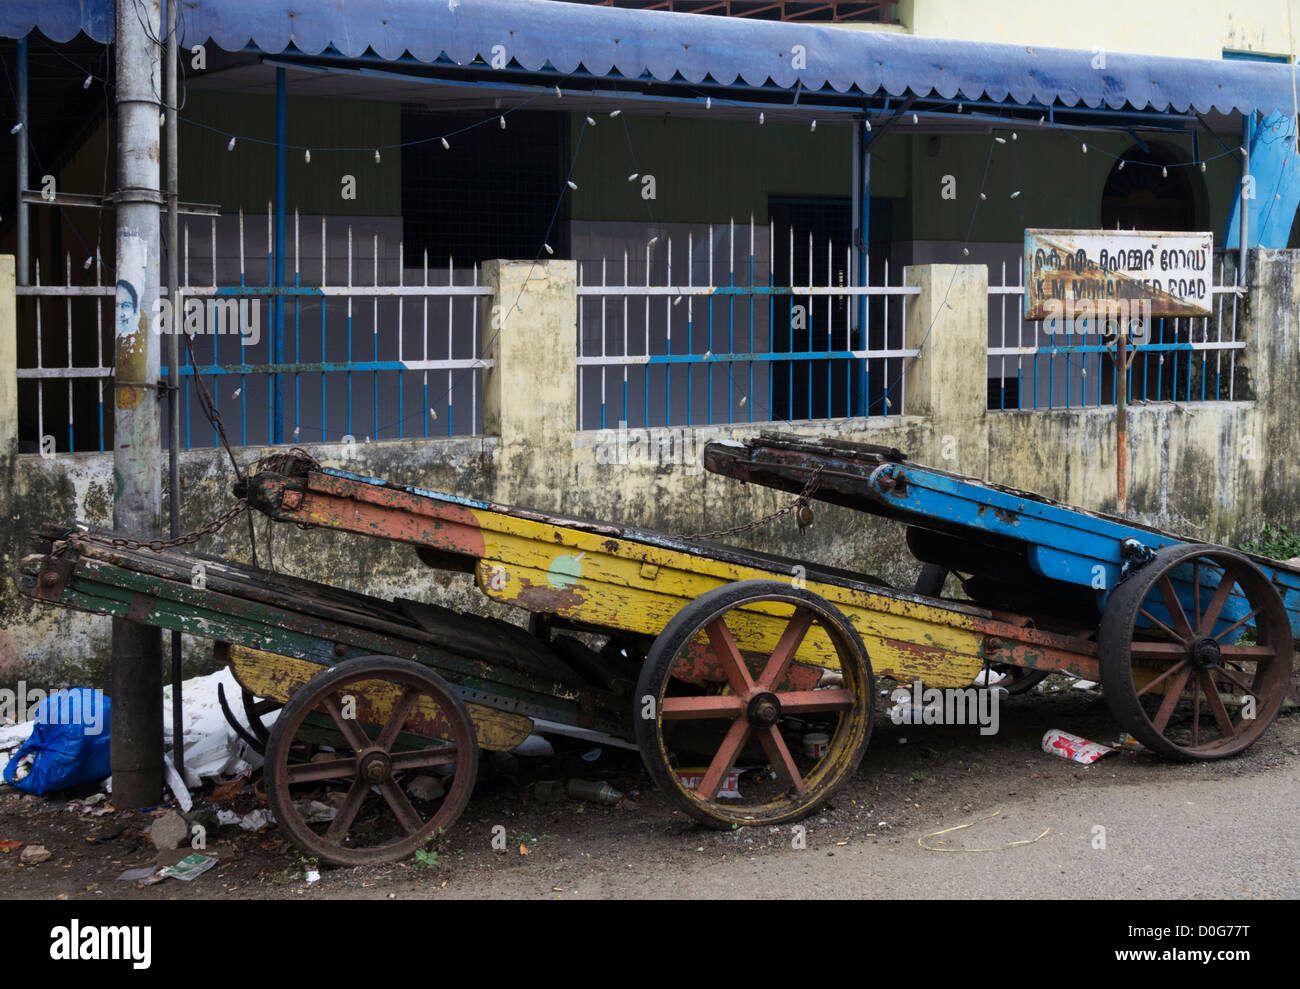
265 656 478 866
634 580 873 829
1099 544 1293 760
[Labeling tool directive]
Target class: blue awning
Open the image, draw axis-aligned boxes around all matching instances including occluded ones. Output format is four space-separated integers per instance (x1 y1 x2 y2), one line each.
6 0 1297 116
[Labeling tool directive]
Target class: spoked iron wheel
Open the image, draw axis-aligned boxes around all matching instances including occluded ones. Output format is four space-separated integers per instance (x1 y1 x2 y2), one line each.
265 656 478 865
634 580 873 828
1099 544 1293 760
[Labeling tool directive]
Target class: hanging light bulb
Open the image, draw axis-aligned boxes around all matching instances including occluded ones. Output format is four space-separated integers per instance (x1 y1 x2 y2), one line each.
10 122 23 134
1011 132 1018 140
1161 166 1168 178
1010 190 1022 199
555 86 563 98
159 112 166 126
227 136 237 151
83 256 93 270
1039 115 1045 125
648 236 659 248
912 113 919 124
83 74 93 89
544 243 554 255
1200 161 1207 172
304 149 311 164
441 137 450 150
810 119 817 132
627 173 639 181
759 112 766 124
864 118 872 131
567 179 578 190
956 102 963 113
586 116 596 126
609 109 622 117
706 97 712 109
1118 159 1126 171
962 247 970 256
995 136 1007 144
979 192 987 200
499 116 506 129
374 149 381 163
1081 143 1088 153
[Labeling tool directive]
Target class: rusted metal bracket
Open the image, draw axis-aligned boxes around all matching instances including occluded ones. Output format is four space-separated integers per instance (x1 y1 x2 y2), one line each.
34 557 75 601
126 592 158 624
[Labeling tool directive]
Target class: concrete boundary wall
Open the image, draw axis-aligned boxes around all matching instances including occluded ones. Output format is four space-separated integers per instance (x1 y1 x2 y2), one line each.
1 251 1296 687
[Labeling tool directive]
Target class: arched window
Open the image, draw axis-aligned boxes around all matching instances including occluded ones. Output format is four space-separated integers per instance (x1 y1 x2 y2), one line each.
1100 146 1198 231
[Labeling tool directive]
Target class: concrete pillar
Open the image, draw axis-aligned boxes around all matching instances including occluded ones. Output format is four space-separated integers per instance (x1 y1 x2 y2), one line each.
1236 249 1300 707
481 260 578 509
0 256 15 457
902 263 989 476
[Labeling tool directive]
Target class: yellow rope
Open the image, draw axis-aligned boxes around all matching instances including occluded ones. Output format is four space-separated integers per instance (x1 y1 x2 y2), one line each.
917 808 1050 853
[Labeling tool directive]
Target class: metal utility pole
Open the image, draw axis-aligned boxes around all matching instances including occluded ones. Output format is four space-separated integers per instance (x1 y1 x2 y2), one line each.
165 0 185 781
112 0 165 808
15 37 28 286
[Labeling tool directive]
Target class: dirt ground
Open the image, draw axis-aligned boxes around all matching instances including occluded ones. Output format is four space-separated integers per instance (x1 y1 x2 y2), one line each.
3 677 1297 900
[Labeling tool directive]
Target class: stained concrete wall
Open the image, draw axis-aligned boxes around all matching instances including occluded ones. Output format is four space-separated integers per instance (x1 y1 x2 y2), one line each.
1 251 1297 691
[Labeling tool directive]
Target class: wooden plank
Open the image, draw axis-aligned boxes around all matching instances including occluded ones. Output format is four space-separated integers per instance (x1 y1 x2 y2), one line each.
227 644 534 752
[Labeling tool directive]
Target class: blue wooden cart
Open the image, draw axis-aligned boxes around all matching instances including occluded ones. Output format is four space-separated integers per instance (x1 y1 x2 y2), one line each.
706 434 1299 761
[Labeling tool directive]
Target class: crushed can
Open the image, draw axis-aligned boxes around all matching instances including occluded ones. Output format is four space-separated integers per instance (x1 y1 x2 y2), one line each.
1041 728 1115 764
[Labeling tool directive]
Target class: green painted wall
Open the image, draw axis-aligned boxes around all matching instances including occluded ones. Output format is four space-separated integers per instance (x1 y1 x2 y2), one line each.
903 129 1238 243
566 112 1239 246
568 113 876 224
178 91 402 216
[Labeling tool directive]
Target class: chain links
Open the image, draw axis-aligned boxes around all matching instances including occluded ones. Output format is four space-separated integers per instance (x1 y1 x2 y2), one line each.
74 501 250 553
70 448 321 555
684 464 825 542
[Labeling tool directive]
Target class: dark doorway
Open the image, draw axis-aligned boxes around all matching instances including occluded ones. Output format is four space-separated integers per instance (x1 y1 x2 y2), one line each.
401 108 568 265
768 197 854 421
1099 145 1201 402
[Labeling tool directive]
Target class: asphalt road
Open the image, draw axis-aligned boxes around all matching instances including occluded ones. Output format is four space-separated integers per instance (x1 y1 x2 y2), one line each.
425 767 1300 899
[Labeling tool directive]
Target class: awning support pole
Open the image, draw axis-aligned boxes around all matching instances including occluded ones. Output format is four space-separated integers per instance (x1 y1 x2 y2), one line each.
273 68 286 444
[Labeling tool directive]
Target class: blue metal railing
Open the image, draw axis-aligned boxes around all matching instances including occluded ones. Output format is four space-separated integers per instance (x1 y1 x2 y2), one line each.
576 221 919 430
15 212 492 454
987 257 1244 410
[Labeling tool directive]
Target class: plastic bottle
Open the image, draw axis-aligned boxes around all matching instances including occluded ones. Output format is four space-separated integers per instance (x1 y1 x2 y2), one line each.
566 779 623 804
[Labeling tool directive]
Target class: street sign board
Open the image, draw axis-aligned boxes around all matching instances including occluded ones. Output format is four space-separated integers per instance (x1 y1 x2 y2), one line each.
1024 228 1214 321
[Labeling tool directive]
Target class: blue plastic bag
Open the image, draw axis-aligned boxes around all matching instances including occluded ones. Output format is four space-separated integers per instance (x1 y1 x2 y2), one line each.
2 689 111 795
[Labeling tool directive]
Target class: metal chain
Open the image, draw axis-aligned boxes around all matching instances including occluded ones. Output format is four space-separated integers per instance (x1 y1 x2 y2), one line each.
684 464 825 542
73 447 322 555
74 501 250 553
